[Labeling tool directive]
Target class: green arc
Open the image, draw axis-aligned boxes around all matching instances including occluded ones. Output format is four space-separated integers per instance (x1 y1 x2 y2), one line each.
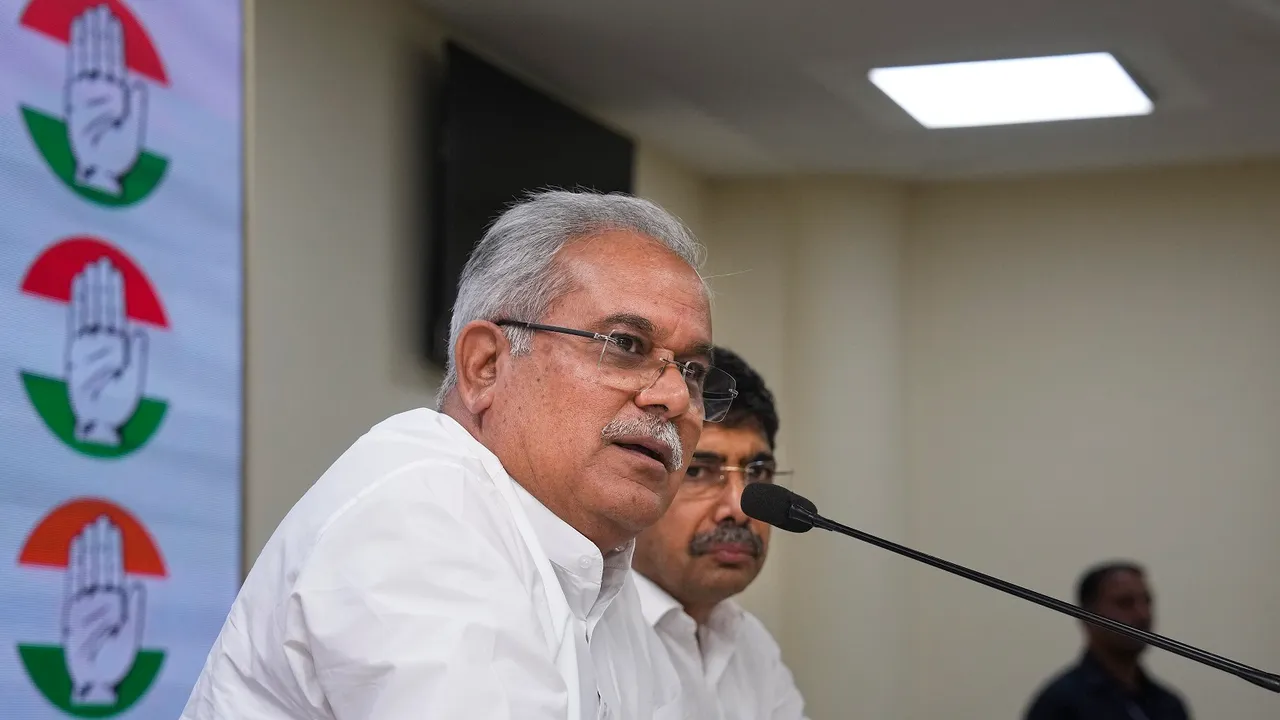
20 106 169 208
17 644 165 718
21 372 168 459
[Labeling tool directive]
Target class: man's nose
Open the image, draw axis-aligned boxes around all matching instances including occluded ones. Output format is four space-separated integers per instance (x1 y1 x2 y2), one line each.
713 469 751 525
635 361 693 419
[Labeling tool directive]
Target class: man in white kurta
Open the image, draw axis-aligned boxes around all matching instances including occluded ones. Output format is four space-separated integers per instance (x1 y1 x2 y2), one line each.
182 409 680 719
634 572 805 719
181 191 728 719
633 346 808 720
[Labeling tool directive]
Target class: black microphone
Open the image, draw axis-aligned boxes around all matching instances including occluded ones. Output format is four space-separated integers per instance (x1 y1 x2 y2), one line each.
741 483 1280 695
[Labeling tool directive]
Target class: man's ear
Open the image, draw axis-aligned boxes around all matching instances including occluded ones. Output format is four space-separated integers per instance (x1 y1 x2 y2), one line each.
454 320 508 415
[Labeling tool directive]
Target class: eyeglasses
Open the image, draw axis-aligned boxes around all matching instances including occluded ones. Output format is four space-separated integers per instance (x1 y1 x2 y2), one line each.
681 459 793 499
495 319 738 422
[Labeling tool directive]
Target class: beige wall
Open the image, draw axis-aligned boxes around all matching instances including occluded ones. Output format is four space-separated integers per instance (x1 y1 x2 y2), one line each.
246 0 441 560
699 179 911 719
247 0 1280 717
903 165 1280 720
700 165 1280 719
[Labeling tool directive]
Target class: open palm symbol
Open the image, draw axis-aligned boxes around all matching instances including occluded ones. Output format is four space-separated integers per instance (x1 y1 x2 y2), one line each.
62 516 146 706
65 257 149 447
65 4 147 197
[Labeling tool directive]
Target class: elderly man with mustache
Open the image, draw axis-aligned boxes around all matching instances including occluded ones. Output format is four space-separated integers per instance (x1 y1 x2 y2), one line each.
181 191 738 720
632 346 809 720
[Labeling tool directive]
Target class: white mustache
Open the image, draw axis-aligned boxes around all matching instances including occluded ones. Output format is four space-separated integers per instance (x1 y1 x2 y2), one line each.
601 415 684 473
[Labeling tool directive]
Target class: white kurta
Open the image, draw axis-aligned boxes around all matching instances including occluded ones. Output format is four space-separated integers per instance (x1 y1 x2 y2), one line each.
180 408 683 719
633 571 809 720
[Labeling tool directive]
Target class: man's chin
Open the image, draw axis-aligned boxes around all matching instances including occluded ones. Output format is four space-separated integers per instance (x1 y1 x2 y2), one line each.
698 555 761 585
1113 635 1150 657
599 482 673 536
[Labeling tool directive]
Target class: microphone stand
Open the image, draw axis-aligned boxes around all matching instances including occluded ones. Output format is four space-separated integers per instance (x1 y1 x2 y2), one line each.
789 504 1280 694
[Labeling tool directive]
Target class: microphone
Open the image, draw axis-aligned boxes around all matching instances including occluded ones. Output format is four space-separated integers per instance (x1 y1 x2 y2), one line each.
741 483 1280 695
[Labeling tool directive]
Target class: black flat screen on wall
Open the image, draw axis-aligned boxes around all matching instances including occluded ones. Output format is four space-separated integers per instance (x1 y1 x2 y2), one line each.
425 42 635 369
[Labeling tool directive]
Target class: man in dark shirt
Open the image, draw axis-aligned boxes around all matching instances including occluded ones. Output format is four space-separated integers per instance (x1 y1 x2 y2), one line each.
1023 561 1192 720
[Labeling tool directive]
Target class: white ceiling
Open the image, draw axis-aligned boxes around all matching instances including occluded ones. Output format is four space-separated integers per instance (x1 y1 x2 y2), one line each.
418 0 1280 178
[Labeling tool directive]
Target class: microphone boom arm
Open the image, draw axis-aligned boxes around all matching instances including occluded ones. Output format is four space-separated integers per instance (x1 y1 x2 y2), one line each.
789 504 1280 694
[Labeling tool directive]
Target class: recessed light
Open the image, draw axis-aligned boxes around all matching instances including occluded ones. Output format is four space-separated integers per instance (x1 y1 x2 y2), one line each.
868 52 1153 129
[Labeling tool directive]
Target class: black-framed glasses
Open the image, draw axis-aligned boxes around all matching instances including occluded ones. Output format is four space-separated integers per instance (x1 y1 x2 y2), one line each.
495 319 738 422
681 459 793 499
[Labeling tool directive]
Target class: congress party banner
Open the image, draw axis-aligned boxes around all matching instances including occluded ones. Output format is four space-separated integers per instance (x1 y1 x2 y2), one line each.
0 1 243 717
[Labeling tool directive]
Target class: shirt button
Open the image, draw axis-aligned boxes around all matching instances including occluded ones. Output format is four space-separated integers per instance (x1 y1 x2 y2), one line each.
579 556 592 569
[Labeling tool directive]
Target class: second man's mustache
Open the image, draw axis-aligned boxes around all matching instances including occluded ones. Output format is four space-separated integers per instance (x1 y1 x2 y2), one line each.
689 522 764 557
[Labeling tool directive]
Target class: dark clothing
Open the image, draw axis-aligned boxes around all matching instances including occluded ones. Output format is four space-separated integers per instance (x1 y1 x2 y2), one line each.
1023 652 1191 720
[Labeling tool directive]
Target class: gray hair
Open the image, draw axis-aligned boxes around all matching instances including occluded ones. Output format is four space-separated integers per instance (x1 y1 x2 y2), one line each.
436 189 707 407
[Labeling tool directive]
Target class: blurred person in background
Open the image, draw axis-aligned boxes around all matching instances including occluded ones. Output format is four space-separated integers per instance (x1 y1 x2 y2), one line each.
632 346 808 720
181 190 740 720
1023 561 1191 720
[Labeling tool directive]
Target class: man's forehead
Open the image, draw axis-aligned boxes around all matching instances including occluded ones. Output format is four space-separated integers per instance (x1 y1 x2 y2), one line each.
692 449 774 462
549 283 711 348
1101 570 1148 594
545 252 711 359
694 426 772 457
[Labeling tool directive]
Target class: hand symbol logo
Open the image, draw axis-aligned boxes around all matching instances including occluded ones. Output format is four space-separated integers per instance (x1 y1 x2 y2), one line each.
65 5 147 197
65 257 149 448
62 516 146 707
